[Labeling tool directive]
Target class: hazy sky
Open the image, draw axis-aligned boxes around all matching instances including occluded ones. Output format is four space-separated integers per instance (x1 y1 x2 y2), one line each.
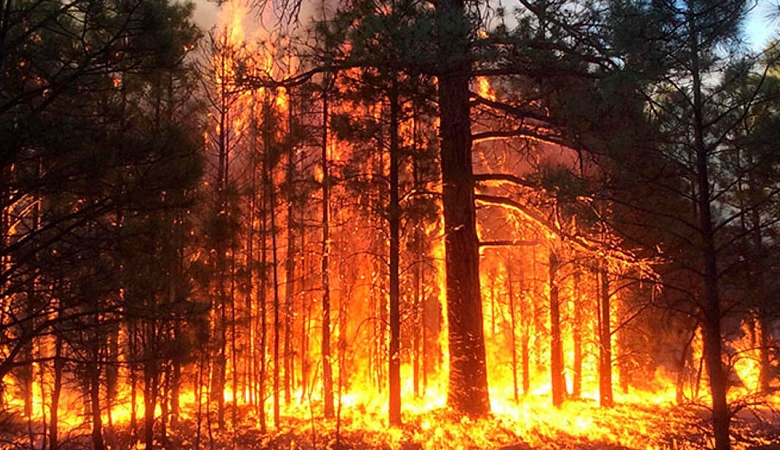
192 0 219 30
190 0 779 51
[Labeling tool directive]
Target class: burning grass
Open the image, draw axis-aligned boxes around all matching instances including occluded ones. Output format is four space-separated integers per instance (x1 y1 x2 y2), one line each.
250 398 780 450
5 392 779 449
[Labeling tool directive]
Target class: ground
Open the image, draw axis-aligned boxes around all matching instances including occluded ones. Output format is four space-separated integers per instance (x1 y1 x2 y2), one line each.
3 396 780 449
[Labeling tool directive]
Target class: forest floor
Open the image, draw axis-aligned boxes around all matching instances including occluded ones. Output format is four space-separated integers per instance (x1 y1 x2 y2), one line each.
234 399 780 450
3 396 780 449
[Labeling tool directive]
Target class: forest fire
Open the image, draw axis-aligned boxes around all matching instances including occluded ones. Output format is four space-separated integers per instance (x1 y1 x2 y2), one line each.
3 0 780 448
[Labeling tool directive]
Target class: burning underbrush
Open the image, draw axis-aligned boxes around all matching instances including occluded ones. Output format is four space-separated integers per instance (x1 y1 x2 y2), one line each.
3 392 780 449
210 398 780 449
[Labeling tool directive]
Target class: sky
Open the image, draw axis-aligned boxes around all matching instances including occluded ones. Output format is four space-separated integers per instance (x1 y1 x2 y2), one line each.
192 0 219 30
190 0 779 52
745 1 779 50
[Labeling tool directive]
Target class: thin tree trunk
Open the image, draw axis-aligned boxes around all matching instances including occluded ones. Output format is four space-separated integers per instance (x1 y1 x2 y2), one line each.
230 245 238 431
171 356 181 428
49 335 63 450
549 251 564 407
195 350 205 448
300 219 311 401
688 4 729 447
321 72 335 419
413 256 421 398
160 366 169 448
284 87 296 405
23 179 39 447
266 97 282 426
521 267 530 396
212 32 231 430
247 104 259 410
144 359 158 450
572 270 583 399
130 323 138 439
506 258 519 403
90 361 105 450
388 77 402 426
522 330 530 395
749 206 771 393
259 164 269 433
106 321 119 441
598 265 613 408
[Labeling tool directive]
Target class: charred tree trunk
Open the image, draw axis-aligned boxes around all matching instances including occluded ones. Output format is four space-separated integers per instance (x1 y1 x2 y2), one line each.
757 312 771 392
106 321 119 438
749 206 771 393
300 220 312 401
261 93 283 428
89 361 105 450
388 77 402 426
171 356 181 428
687 5 729 447
436 0 490 416
413 246 422 398
160 366 169 448
549 251 564 407
506 258 519 403
49 335 63 450
144 358 159 450
230 245 238 430
268 124 282 428
195 350 205 448
247 106 260 410
21 293 33 424
300 245 310 401
212 32 232 430
259 162 269 433
284 87 296 405
22 180 40 443
598 265 613 408
321 72 335 419
129 323 139 438
572 270 583 399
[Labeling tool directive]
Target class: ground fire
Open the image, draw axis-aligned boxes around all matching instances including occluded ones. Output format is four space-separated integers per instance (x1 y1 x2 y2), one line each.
2 0 780 449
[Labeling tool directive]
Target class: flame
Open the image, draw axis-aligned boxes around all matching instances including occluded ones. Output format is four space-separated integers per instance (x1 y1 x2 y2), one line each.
476 76 496 101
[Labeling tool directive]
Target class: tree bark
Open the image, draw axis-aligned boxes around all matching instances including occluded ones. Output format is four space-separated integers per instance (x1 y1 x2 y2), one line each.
89 361 105 450
572 270 583 399
321 72 335 419
506 258 519 403
144 359 158 450
436 0 490 415
284 87 296 405
263 94 283 428
49 336 63 450
258 167 269 433
549 251 564 407
388 77 402 425
749 206 771 393
688 3 730 446
598 265 613 408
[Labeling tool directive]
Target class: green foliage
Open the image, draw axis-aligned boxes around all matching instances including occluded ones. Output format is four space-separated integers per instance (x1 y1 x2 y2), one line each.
0 0 205 393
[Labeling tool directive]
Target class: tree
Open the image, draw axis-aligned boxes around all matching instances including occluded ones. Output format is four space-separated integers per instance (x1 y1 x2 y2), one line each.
436 0 491 416
0 0 202 445
0 0 200 380
596 2 780 447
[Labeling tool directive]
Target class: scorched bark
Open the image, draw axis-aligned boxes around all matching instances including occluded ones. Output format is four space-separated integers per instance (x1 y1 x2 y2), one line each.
436 0 490 416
